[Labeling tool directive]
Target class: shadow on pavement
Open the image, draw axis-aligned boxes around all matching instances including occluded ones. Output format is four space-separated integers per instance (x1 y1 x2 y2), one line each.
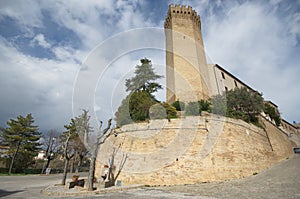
0 189 24 198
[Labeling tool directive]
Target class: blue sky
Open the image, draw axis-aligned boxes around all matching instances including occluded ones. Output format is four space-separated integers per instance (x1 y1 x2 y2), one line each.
0 0 299 132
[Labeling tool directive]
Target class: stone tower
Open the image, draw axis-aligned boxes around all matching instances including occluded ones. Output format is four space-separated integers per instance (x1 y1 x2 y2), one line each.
164 4 209 104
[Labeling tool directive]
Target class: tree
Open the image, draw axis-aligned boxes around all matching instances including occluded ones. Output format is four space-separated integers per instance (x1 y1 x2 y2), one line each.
263 102 281 126
76 110 114 191
106 146 127 186
1 114 41 174
129 91 156 122
61 118 79 185
226 87 264 124
72 136 88 173
41 129 60 174
116 58 164 126
125 58 163 95
115 90 156 126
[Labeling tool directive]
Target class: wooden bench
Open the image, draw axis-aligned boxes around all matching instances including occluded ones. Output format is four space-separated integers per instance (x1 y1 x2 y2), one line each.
65 179 85 189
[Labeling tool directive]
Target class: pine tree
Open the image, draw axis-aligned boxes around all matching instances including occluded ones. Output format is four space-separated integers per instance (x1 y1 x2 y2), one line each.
116 58 164 126
125 58 163 94
1 114 41 174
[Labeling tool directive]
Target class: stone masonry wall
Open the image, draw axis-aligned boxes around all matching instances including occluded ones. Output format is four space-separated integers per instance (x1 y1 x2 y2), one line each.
95 115 294 186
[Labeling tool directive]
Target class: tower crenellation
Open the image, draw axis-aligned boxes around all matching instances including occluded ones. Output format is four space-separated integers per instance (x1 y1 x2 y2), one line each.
164 4 201 30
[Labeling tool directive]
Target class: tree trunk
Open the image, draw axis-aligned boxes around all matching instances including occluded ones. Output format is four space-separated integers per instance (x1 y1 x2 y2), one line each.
87 156 96 191
70 159 74 173
61 158 69 185
45 157 51 171
8 142 20 175
76 155 83 173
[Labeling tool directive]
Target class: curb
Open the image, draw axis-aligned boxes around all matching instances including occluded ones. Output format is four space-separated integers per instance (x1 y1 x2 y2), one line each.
97 184 145 194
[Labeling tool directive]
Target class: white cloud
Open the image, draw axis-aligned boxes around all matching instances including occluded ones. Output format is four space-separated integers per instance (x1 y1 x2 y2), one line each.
200 1 300 122
0 0 43 35
0 36 80 130
31 34 51 48
0 0 299 131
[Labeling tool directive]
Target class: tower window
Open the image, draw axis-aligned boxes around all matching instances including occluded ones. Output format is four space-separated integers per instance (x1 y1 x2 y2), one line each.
221 72 225 79
188 12 190 14
184 11 186 14
173 10 175 13
177 11 179 13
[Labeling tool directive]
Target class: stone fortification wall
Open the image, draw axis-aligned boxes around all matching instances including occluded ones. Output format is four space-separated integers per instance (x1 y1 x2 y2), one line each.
95 115 294 185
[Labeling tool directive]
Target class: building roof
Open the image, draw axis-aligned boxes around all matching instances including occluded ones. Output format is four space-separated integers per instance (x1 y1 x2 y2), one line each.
214 64 258 94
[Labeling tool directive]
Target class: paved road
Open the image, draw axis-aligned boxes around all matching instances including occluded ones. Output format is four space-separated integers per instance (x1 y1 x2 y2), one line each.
0 155 299 198
0 172 88 198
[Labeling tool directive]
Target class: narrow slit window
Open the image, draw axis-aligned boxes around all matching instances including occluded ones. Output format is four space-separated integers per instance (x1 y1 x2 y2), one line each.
221 72 225 79
234 80 237 87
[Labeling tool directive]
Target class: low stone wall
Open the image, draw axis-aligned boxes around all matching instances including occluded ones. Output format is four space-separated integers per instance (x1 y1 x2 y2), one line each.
95 115 294 185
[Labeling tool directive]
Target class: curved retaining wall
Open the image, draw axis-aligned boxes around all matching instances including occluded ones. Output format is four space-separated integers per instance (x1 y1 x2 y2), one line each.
95 115 295 185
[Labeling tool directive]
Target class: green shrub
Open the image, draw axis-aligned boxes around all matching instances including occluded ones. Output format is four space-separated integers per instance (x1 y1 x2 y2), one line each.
172 100 185 111
149 103 177 119
149 103 167 119
211 94 227 116
198 99 211 112
162 102 177 119
185 102 201 116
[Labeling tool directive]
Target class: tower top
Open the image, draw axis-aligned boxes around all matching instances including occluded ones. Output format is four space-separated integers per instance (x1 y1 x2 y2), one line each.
164 4 201 30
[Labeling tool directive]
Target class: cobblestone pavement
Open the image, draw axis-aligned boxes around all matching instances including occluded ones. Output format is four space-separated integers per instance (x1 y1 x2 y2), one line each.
0 155 299 198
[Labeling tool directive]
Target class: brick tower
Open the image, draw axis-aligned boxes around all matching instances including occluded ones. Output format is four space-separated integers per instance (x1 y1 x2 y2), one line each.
164 4 209 104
